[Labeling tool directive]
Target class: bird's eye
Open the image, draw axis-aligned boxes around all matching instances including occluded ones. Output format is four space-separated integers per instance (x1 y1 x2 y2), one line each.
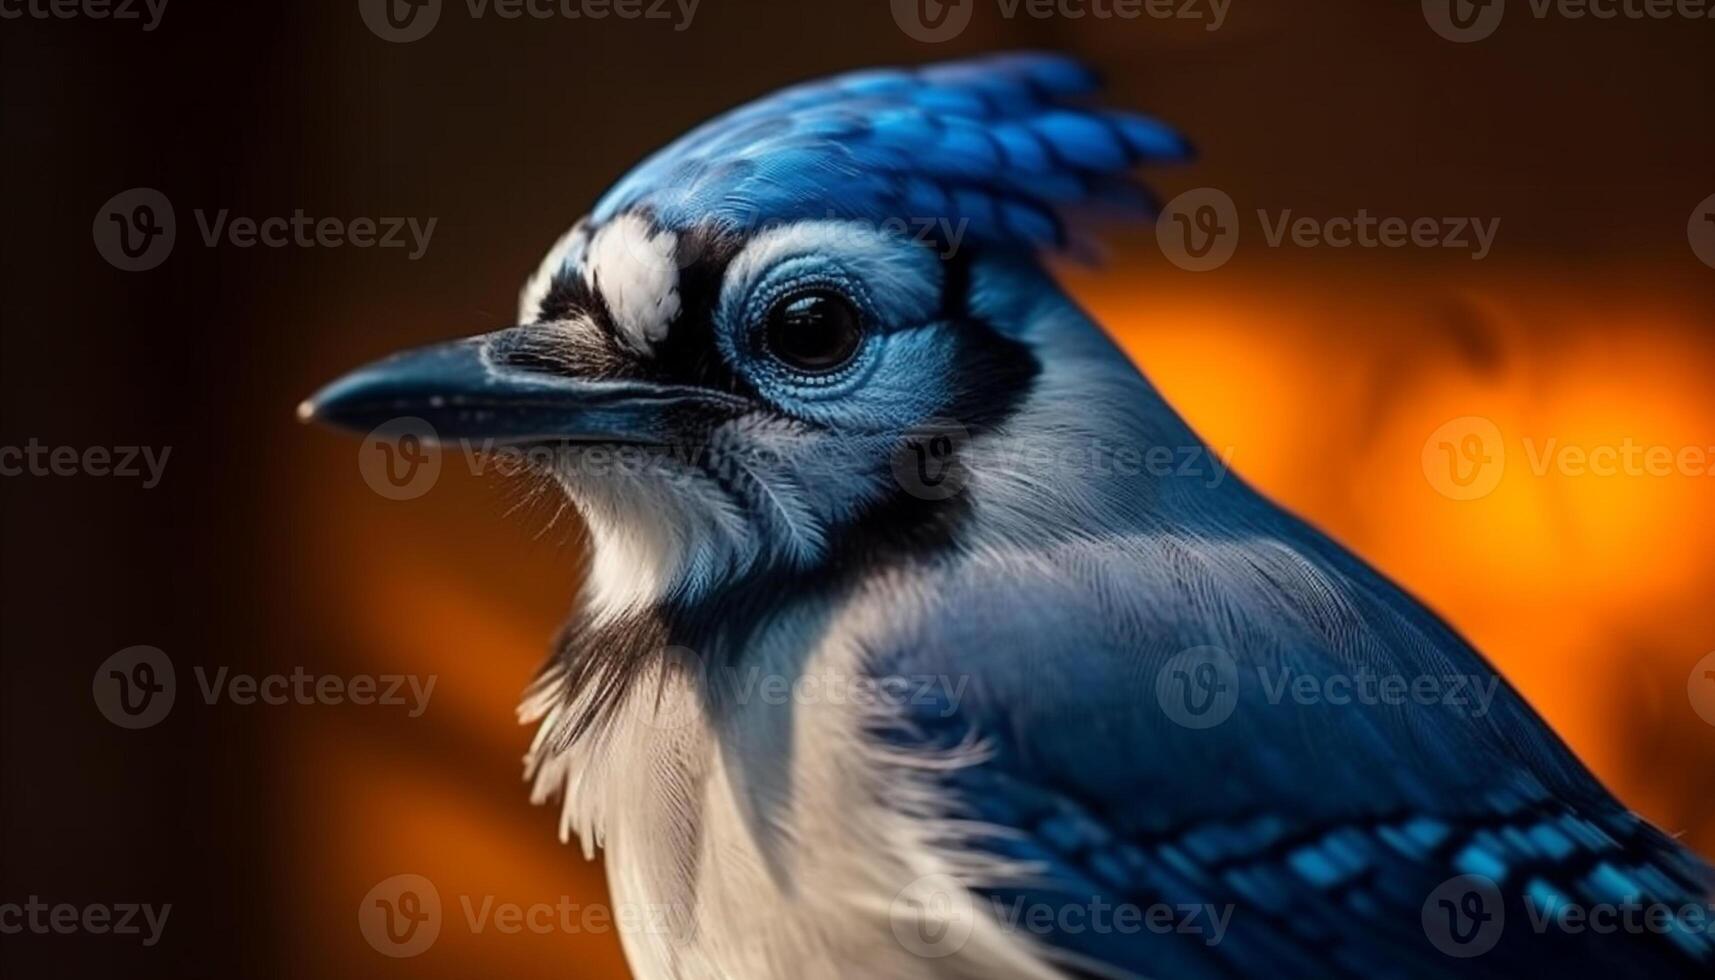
763 289 863 375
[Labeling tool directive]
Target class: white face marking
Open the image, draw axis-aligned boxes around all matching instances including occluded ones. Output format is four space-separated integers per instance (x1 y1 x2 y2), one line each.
585 213 681 354
519 221 590 323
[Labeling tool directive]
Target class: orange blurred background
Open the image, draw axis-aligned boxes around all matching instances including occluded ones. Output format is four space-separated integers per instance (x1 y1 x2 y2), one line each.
3 2 1712 977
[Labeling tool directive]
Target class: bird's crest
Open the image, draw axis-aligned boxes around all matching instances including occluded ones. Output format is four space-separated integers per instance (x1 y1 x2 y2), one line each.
589 53 1191 255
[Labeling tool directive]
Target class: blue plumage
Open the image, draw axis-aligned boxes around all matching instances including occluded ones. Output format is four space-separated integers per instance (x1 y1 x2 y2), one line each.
305 53 1714 980
876 516 1715 976
592 53 1191 252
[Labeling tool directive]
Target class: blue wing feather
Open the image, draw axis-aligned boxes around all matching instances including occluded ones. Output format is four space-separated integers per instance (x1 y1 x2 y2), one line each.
871 511 1715 978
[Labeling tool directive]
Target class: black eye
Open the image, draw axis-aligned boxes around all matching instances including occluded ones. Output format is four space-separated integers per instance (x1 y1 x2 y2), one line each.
764 289 863 374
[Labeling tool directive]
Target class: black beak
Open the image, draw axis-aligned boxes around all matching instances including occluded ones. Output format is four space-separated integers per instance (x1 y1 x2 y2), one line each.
298 326 744 445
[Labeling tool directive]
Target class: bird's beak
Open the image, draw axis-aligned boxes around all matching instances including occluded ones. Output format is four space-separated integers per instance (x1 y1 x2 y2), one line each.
298 326 742 446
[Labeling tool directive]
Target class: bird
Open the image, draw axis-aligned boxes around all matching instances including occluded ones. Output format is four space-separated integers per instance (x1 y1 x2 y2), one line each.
301 54 1714 980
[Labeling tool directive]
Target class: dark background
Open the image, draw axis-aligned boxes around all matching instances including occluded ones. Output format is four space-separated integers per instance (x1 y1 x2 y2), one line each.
3 1 1713 977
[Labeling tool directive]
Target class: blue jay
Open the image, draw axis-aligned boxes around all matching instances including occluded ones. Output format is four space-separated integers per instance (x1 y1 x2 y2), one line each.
303 55 1713 979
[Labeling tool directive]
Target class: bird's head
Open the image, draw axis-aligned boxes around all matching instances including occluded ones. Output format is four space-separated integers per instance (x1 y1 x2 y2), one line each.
303 54 1190 617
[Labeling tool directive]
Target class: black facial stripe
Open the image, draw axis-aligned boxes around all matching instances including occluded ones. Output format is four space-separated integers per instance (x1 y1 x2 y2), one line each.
647 224 753 397
938 247 972 321
932 245 1038 434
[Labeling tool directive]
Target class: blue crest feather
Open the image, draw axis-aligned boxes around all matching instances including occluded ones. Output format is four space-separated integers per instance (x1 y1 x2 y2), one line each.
591 53 1191 252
